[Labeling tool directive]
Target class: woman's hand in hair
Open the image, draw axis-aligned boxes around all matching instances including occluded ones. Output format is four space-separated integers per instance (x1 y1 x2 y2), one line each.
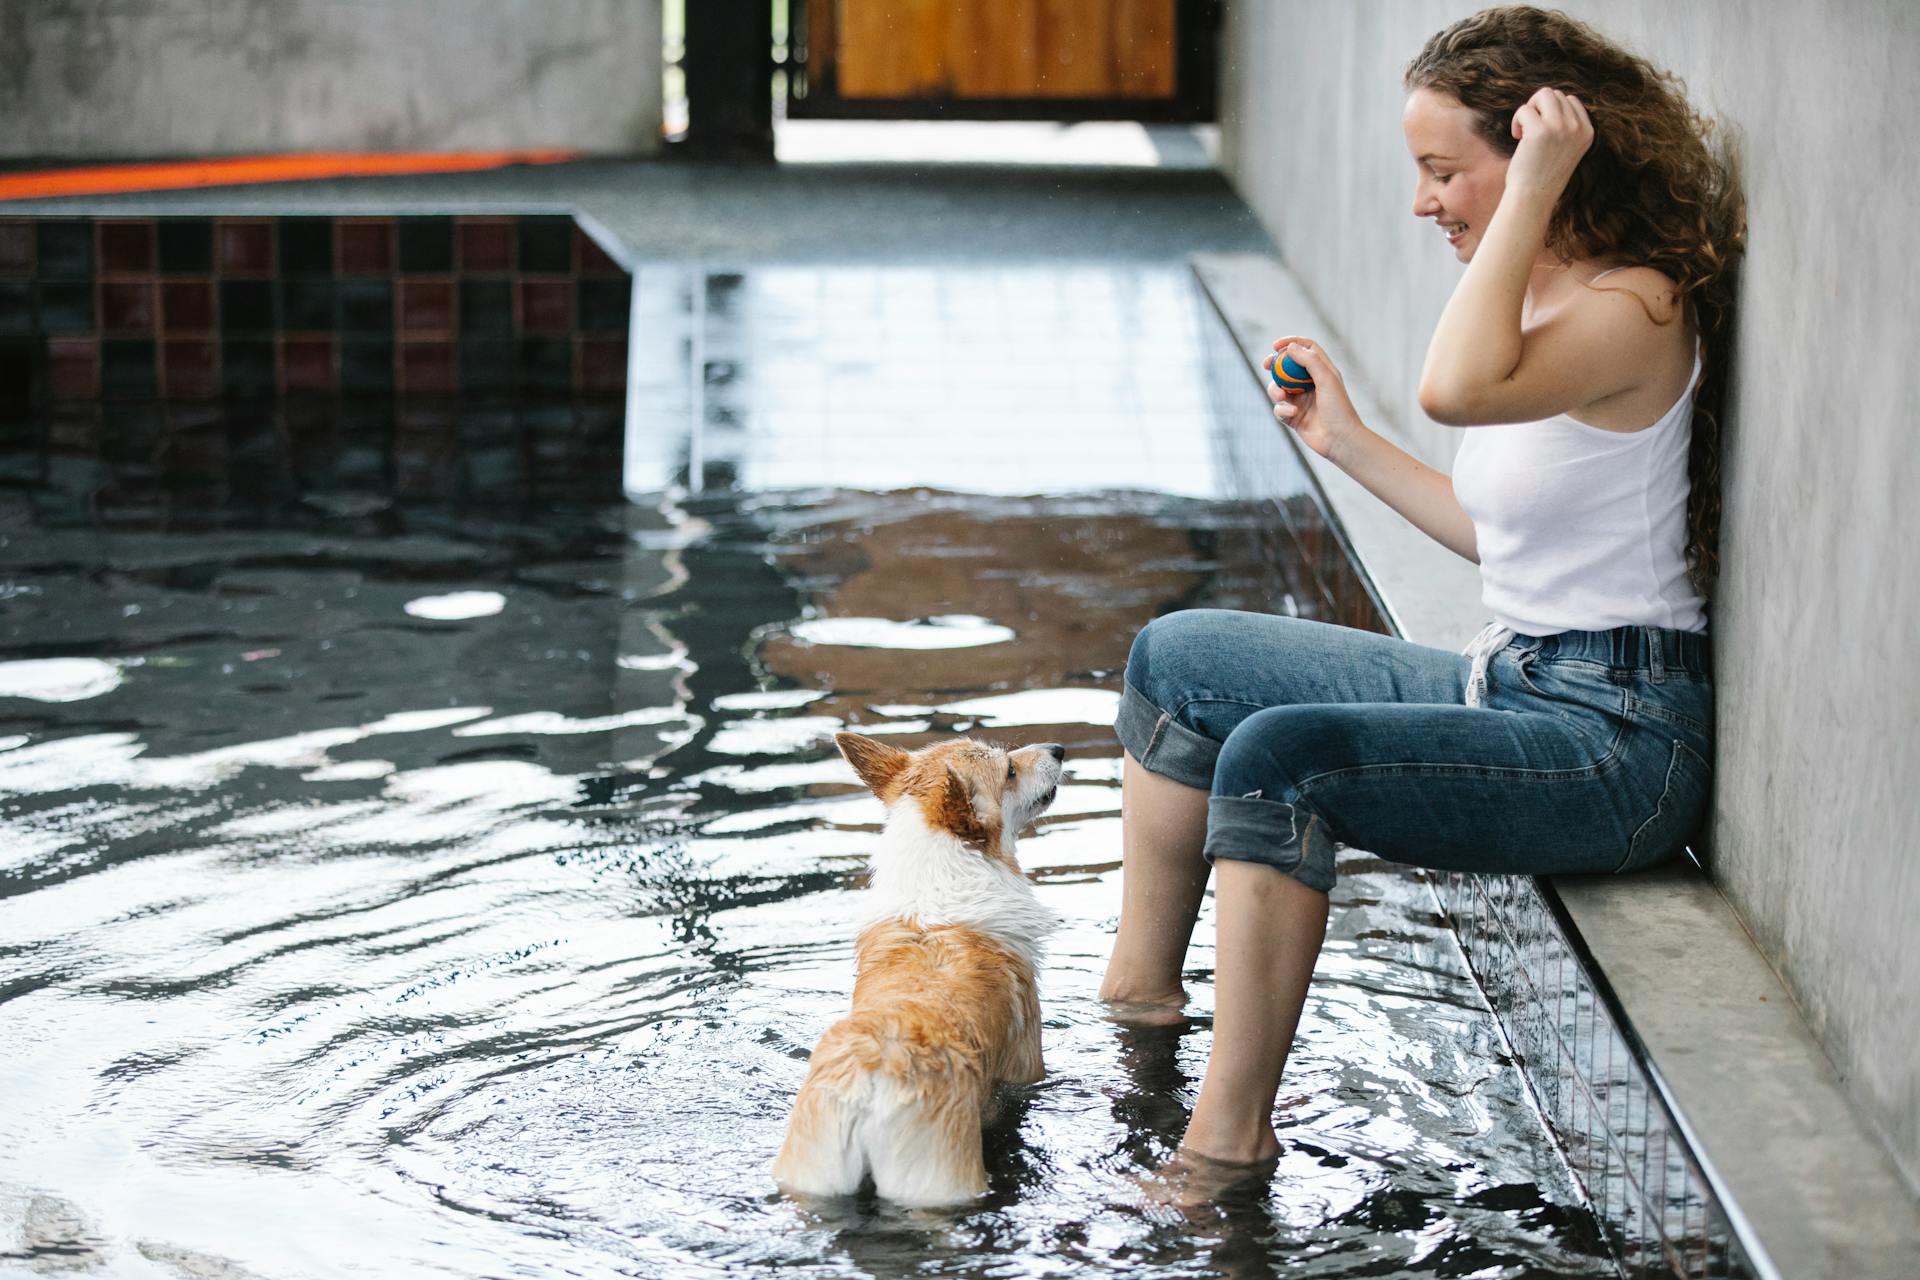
1507 86 1593 199
1266 338 1358 464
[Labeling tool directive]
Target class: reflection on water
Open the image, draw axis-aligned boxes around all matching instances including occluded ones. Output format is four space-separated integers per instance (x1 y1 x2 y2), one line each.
0 477 1610 1277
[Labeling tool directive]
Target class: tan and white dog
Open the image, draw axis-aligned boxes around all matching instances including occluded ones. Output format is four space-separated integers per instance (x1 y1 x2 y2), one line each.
771 732 1065 1207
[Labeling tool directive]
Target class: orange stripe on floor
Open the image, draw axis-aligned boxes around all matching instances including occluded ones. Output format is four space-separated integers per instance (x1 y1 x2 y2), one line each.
0 150 581 201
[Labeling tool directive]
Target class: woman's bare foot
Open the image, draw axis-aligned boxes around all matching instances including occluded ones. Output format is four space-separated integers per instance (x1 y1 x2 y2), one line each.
1100 995 1189 1026
1133 1144 1280 1210
1097 981 1189 1026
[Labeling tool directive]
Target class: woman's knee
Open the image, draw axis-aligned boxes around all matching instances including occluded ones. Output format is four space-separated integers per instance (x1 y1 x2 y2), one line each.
1125 609 1237 706
1213 706 1319 800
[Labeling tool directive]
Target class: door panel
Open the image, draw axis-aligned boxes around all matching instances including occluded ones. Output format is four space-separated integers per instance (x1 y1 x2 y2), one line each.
806 0 1180 105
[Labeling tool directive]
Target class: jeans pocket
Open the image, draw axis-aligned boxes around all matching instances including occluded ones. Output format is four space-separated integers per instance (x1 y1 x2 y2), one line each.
1512 647 1547 697
1627 682 1715 742
1618 738 1712 873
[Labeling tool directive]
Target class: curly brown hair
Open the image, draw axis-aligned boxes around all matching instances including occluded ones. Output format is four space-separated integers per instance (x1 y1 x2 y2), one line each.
1405 5 1746 604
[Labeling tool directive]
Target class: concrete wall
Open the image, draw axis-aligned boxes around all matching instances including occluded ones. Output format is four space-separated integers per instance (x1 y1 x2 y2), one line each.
1218 0 1920 1188
0 0 663 157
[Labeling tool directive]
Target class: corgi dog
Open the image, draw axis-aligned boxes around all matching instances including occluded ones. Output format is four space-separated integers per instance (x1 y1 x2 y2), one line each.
772 732 1065 1207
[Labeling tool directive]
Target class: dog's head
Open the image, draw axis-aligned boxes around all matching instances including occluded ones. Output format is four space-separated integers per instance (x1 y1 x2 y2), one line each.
834 732 1065 861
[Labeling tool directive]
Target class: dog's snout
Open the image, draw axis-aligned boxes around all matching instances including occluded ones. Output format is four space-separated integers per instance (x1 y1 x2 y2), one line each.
1037 743 1066 762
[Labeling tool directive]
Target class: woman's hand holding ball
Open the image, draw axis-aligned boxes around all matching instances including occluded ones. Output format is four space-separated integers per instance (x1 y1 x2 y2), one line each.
1264 338 1359 464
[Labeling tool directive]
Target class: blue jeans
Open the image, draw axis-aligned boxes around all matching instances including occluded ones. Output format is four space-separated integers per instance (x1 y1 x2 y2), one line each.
1115 610 1714 893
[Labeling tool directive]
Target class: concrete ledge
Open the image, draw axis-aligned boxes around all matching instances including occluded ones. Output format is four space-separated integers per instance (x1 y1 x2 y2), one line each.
1192 251 1920 1279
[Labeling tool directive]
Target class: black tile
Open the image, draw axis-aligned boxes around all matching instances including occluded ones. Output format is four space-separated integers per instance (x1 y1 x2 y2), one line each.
518 217 574 273
157 220 214 273
36 221 94 280
278 217 334 275
100 339 158 399
99 402 166 463
337 280 393 334
0 282 30 335
279 279 333 332
37 283 94 334
0 339 33 407
397 217 454 273
339 339 394 395
577 278 631 334
221 339 274 398
520 337 572 395
459 280 514 338
332 400 392 438
459 341 518 394
458 406 518 457
220 280 274 334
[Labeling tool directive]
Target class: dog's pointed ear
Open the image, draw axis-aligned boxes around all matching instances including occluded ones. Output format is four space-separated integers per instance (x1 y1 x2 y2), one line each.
835 732 908 797
940 765 999 854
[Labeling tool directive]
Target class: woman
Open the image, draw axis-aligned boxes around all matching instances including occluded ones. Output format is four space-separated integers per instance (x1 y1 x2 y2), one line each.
1101 6 1744 1198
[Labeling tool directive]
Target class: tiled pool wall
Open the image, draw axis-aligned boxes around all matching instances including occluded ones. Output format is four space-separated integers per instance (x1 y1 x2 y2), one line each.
0 214 633 519
1192 284 1764 1280
0 213 630 404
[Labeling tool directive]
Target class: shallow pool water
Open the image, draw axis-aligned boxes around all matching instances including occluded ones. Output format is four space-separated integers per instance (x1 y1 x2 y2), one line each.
0 469 1612 1278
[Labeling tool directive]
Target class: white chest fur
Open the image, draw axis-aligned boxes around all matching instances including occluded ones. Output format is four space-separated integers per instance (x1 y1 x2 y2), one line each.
863 808 1057 969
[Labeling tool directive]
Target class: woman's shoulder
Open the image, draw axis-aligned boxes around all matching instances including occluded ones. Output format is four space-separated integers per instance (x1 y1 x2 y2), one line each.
1576 261 1685 328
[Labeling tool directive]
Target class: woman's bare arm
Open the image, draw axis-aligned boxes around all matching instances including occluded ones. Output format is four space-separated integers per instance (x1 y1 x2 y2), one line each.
1266 338 1479 565
1328 420 1479 564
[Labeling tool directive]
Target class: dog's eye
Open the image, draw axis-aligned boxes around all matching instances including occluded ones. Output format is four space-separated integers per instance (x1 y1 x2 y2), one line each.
1006 761 1017 782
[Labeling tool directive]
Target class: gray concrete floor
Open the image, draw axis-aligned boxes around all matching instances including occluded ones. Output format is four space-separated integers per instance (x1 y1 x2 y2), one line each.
0 148 1274 267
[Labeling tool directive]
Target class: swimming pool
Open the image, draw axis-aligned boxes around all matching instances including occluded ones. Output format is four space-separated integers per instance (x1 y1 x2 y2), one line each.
0 236 1616 1277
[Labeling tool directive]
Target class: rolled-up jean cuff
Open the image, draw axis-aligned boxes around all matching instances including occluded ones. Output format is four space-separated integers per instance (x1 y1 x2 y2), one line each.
1202 794 1339 894
1114 681 1219 790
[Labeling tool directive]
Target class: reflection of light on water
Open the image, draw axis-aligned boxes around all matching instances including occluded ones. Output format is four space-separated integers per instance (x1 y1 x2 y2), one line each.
0 657 126 702
711 689 823 711
707 716 843 756
452 708 690 737
403 591 506 620
858 719 933 736
0 707 491 795
871 687 1120 728
302 759 397 783
685 759 851 793
617 651 688 671
786 615 1015 650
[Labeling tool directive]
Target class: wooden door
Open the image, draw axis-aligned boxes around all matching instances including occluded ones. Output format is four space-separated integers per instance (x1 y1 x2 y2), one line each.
792 0 1215 121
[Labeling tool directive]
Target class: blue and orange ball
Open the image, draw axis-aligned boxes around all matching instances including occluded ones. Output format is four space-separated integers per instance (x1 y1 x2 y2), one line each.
1270 350 1314 393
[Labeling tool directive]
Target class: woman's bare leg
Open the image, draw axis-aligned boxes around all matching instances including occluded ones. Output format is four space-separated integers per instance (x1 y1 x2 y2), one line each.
1180 858 1329 1164
1098 750 1212 1017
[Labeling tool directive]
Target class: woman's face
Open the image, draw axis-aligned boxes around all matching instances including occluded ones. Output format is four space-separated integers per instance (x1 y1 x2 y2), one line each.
1403 87 1511 262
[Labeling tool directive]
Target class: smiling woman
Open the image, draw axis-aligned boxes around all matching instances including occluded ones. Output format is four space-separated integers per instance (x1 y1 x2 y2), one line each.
1104 3 1747 1205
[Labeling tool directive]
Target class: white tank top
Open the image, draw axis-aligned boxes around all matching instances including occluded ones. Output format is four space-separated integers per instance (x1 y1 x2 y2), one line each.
1451 340 1707 638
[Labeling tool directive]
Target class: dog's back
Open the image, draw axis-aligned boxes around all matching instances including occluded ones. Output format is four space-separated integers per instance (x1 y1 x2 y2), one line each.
772 733 1062 1207
772 919 1041 1206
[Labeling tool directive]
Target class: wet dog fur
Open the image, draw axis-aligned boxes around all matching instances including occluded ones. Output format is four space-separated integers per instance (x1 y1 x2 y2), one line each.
771 732 1064 1207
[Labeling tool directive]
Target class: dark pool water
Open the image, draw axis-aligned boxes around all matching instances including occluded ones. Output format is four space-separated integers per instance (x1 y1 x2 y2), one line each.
0 464 1612 1277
